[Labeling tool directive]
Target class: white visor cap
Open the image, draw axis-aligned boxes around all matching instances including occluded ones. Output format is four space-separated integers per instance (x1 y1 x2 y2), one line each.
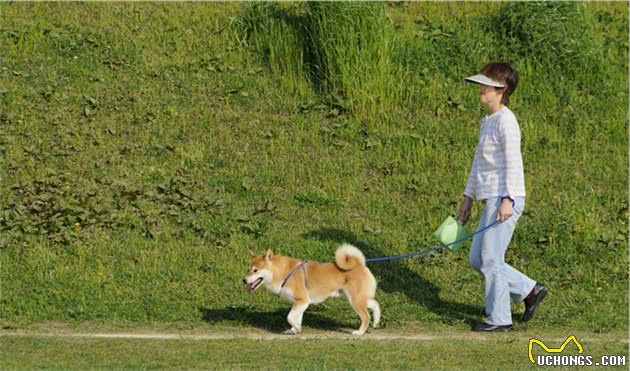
464 74 505 88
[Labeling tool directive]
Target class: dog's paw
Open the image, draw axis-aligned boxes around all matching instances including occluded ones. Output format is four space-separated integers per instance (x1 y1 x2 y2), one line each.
372 323 380 329
283 328 298 335
352 330 366 336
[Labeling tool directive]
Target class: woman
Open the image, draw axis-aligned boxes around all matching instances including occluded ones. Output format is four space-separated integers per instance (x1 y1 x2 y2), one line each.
458 62 548 332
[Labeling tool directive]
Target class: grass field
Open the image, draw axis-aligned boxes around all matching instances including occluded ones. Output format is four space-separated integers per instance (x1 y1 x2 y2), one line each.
1 321 628 370
2 336 627 370
0 2 628 369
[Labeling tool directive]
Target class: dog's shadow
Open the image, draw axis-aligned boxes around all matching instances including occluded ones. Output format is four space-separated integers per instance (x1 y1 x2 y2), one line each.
199 306 350 333
302 228 485 327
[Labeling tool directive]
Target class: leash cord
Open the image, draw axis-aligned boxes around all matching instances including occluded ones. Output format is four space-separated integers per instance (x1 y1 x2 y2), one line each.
364 220 500 263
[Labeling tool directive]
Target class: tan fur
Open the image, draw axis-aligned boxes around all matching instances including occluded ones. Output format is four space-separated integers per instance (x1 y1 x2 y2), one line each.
243 244 380 336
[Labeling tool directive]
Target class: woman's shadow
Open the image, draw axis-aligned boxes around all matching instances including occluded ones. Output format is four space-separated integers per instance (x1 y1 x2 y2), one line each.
302 227 485 327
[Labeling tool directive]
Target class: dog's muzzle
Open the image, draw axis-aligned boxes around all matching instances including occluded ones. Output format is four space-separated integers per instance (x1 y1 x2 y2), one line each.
244 277 263 292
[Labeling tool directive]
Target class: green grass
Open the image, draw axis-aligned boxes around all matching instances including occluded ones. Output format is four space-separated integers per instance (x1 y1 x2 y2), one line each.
238 2 399 118
2 321 627 370
2 331 627 370
0 3 628 367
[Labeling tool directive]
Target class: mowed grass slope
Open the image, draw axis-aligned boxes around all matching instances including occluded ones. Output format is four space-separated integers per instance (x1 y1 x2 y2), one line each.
0 0 628 338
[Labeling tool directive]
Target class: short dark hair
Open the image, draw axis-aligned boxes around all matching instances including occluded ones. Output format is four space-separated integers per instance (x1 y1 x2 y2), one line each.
480 63 518 106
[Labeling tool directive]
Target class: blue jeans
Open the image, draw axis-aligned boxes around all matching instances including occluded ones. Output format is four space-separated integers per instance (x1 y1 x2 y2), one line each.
468 196 536 326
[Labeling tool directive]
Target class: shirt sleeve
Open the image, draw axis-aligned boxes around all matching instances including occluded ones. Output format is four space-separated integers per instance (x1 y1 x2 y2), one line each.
498 114 524 199
463 154 477 199
464 118 483 199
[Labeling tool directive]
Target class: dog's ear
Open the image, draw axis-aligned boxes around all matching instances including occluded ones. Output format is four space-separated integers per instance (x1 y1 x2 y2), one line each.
248 249 256 258
265 249 273 261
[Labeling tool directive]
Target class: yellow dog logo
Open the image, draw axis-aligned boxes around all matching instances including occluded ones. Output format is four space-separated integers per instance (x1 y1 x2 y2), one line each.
528 335 584 364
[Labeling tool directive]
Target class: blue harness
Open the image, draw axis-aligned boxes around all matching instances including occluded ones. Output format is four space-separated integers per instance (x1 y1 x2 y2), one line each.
280 261 308 289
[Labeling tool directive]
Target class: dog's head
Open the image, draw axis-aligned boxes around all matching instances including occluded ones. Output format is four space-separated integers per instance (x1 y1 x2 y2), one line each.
242 249 274 292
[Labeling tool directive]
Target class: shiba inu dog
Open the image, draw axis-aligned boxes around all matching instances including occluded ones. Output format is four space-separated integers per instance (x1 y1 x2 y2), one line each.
243 244 381 335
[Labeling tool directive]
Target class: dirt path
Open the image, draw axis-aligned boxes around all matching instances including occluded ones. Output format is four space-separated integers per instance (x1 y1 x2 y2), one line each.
2 331 627 342
2 321 626 342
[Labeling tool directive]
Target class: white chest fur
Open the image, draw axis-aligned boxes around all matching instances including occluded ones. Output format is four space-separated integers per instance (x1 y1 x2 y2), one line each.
309 289 343 305
264 282 295 302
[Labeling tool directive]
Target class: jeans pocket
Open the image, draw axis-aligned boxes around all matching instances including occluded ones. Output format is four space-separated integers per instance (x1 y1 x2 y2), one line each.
510 198 525 222
513 198 525 214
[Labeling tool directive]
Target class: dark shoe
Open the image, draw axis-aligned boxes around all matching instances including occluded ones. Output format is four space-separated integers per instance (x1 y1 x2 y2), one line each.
472 322 512 332
523 283 548 322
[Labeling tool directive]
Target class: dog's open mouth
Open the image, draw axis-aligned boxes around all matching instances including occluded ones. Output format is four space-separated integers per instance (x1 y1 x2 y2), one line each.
247 277 263 292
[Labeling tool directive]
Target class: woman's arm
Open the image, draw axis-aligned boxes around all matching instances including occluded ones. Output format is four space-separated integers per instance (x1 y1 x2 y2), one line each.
497 115 524 221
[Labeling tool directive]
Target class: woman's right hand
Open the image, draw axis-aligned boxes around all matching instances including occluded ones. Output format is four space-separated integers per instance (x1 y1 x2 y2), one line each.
457 196 473 225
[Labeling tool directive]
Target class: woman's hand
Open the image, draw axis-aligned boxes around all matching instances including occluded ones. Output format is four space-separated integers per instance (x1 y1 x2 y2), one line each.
496 198 513 222
457 196 473 225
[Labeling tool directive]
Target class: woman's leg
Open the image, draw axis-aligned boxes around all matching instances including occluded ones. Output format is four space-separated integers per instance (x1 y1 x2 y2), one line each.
499 197 537 303
479 197 536 325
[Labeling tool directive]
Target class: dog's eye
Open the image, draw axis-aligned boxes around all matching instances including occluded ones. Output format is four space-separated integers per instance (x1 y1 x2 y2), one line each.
253 269 258 273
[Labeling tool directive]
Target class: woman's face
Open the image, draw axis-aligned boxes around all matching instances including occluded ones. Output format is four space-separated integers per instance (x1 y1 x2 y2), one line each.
479 84 504 106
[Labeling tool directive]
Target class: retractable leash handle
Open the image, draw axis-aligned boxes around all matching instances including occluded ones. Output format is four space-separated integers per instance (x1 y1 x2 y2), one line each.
433 215 469 252
364 219 501 264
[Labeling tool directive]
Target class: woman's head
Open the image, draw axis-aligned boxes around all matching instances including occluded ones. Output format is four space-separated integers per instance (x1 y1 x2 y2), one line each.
478 63 519 106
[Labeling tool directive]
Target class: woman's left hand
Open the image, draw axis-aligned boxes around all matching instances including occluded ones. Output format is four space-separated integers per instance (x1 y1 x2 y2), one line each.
496 199 513 222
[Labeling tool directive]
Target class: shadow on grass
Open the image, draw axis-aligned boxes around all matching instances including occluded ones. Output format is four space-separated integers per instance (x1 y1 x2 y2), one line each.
199 306 350 334
302 227 485 327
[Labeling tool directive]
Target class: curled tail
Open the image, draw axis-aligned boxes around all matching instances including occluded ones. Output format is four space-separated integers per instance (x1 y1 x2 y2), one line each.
335 243 366 271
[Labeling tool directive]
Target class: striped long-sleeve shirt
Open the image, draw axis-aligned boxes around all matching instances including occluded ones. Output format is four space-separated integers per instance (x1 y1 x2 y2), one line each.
464 106 526 201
